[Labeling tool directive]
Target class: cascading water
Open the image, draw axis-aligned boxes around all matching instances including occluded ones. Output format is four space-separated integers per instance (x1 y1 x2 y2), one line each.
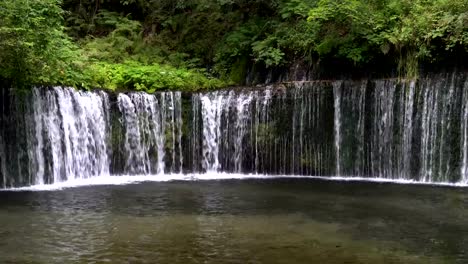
31 88 45 185
372 80 397 179
199 92 224 172
34 87 110 184
1 73 468 188
333 82 342 176
0 134 6 188
461 79 468 183
331 75 468 182
116 92 184 175
401 81 416 179
0 87 110 187
233 94 253 173
192 73 468 182
117 94 148 174
192 83 335 175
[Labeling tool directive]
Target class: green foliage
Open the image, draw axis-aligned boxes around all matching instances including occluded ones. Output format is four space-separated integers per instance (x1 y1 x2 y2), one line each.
84 61 228 92
228 57 249 84
77 9 229 92
308 0 468 77
252 41 285 67
212 1 318 77
308 0 385 63
0 1 228 91
1 0 467 89
0 0 84 88
213 19 268 74
80 11 146 63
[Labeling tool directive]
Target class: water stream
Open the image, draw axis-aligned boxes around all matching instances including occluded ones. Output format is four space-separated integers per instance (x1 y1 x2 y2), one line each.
0 73 468 187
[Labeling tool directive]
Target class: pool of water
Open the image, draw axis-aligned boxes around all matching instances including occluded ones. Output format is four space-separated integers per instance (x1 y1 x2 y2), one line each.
0 178 467 263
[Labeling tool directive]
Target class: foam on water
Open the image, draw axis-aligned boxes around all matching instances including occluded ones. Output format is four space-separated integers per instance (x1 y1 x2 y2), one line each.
2 174 466 192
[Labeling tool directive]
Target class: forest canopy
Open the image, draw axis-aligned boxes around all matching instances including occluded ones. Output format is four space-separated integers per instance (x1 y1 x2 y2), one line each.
0 0 467 90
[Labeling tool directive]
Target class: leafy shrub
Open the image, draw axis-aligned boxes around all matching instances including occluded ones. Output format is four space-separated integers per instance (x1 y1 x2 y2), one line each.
84 61 229 92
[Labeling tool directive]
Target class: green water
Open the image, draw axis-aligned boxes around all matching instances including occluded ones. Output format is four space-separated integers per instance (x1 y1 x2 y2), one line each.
0 178 467 263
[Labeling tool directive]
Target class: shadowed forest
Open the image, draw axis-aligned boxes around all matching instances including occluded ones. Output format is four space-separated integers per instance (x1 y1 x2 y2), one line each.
1 0 467 91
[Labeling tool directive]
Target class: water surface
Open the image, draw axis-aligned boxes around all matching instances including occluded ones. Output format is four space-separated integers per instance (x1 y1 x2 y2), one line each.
0 178 467 263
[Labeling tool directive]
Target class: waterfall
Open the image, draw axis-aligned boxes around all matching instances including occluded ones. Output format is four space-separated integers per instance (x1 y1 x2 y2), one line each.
0 134 6 188
1 73 468 188
121 71 468 184
193 84 335 176
199 92 224 172
253 89 272 172
461 79 468 183
30 87 110 184
233 93 253 173
0 87 110 186
401 81 416 179
372 80 397 179
117 92 183 175
416 76 462 182
191 95 202 173
333 82 342 176
117 94 147 174
54 88 110 180
32 88 45 185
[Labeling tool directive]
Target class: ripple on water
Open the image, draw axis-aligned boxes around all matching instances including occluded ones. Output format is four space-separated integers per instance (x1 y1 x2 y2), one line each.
0 179 466 263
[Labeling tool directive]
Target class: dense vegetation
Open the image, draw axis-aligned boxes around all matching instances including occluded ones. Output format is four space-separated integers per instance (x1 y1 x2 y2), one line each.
1 0 467 91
